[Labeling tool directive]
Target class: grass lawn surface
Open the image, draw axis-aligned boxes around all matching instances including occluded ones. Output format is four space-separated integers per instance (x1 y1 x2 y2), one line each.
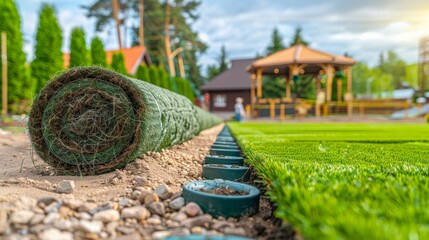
228 123 429 240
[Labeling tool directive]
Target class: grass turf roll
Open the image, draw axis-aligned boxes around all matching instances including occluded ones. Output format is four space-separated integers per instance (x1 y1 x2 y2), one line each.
29 67 222 175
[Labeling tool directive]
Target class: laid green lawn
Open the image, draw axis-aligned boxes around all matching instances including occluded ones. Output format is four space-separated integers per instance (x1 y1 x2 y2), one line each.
228 123 429 240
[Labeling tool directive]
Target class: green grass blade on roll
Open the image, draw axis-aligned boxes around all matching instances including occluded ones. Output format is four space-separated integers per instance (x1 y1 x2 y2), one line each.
29 66 222 175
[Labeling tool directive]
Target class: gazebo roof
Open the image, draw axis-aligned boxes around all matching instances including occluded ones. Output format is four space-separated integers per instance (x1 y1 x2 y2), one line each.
248 44 356 71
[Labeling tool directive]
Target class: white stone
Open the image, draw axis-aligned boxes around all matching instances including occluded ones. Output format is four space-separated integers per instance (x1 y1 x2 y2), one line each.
152 230 171 240
93 209 120 223
38 228 73 240
10 210 34 224
78 220 103 233
121 206 150 220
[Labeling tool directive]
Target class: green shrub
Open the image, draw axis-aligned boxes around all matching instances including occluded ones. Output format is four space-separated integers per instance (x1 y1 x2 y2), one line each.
69 27 89 67
110 52 127 75
90 37 107 67
31 3 63 93
134 65 151 83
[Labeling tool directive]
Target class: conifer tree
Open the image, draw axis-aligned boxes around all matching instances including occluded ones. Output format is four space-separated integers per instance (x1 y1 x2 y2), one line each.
90 36 107 67
69 27 89 67
31 3 63 92
110 52 127 75
149 65 160 86
135 65 151 83
0 0 28 105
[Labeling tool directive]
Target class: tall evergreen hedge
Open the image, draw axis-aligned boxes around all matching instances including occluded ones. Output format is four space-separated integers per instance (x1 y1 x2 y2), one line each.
111 52 127 75
149 65 160 86
90 37 107 67
69 27 89 67
135 65 151 83
0 0 28 106
31 3 63 93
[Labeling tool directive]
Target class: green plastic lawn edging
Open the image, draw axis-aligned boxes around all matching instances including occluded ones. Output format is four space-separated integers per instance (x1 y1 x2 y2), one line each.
202 164 250 182
210 148 241 157
204 155 244 165
182 180 260 217
211 144 239 149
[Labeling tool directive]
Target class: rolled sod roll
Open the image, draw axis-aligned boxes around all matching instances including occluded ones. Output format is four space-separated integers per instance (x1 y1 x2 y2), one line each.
29 67 222 175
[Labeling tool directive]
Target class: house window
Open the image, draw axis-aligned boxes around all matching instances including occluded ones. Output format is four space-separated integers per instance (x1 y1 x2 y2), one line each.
214 94 227 108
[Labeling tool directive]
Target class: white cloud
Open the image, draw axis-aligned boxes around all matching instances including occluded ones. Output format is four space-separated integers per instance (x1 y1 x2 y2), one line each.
13 0 429 72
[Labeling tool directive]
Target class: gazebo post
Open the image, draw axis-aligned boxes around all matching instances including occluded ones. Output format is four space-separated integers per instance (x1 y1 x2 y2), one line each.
326 65 334 102
256 68 263 99
346 66 352 95
250 72 255 118
316 77 321 93
345 66 353 116
337 77 343 103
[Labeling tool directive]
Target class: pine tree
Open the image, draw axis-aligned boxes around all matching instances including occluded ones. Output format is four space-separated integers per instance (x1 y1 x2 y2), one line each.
110 52 127 75
135 65 151 83
206 45 229 81
90 36 107 66
0 0 28 106
218 45 228 73
290 27 309 46
263 28 286 98
31 3 63 93
69 27 89 67
266 27 286 55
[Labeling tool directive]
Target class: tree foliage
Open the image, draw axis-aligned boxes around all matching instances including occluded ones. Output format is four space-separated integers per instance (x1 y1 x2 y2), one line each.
83 0 207 87
206 45 228 81
290 27 309 46
149 65 160 86
31 3 63 93
69 27 89 67
0 0 29 107
262 28 287 99
135 65 151 83
378 50 406 88
266 27 285 55
111 52 127 75
292 75 316 99
262 77 285 99
90 36 107 66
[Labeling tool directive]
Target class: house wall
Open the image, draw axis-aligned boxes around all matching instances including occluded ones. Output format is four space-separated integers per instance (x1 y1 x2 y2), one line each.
205 90 251 113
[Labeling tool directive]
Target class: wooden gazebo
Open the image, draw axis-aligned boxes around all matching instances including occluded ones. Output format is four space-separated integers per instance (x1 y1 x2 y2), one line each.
247 44 356 113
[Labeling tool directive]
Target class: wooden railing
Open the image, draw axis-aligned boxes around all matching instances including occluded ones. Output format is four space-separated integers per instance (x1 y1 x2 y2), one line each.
247 98 419 119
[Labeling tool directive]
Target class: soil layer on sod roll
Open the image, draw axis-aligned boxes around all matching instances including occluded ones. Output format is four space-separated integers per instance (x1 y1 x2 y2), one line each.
28 67 222 175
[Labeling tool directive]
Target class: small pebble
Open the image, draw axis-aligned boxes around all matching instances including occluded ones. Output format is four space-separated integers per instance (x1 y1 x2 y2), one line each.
184 202 202 217
57 180 75 194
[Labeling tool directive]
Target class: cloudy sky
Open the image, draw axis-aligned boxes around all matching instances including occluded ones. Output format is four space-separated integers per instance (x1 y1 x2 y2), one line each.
15 0 429 72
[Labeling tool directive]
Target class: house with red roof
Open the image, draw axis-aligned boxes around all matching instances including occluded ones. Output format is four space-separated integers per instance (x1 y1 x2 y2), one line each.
64 45 151 75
